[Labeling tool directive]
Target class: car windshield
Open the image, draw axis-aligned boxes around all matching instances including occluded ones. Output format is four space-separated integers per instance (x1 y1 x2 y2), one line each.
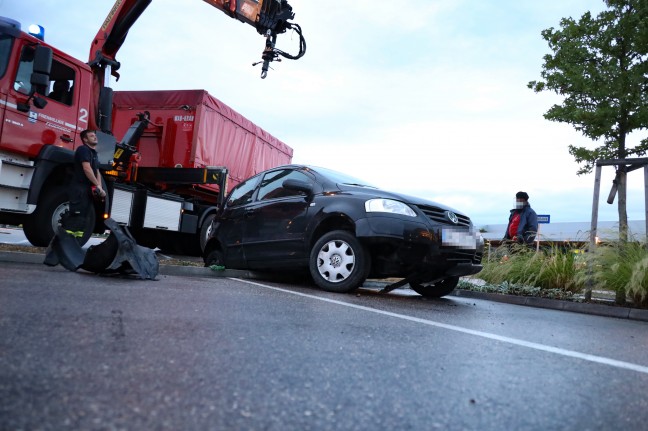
310 166 376 188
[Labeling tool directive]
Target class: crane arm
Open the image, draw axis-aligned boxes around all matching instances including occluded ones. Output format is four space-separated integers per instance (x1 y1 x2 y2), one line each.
89 0 302 77
87 0 305 131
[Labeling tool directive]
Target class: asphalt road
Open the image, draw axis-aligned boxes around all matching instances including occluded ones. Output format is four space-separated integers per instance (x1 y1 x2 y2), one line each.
1 261 648 430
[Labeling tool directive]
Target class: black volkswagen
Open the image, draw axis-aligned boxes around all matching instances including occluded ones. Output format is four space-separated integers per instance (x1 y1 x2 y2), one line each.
203 165 483 297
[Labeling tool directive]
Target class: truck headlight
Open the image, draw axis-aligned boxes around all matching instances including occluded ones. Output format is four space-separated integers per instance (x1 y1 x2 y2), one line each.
365 199 417 217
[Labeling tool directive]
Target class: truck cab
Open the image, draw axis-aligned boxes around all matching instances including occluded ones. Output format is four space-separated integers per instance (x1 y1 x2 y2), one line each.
0 17 95 239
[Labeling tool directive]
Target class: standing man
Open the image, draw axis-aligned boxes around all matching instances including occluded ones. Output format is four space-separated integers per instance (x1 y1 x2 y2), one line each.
503 191 538 245
65 129 106 236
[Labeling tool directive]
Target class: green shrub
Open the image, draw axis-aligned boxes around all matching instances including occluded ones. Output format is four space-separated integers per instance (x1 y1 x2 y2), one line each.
584 240 648 307
479 243 585 293
534 245 586 293
458 279 580 301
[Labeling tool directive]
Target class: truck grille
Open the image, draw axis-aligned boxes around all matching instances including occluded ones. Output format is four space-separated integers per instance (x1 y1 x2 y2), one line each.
416 205 471 227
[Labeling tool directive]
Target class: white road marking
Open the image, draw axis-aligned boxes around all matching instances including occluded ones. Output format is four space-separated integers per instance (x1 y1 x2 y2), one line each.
232 278 648 375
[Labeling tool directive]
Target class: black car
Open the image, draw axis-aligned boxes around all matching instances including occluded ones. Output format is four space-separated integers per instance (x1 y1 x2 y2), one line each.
203 165 483 297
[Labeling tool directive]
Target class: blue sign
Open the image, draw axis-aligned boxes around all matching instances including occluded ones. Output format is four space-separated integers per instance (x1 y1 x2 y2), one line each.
537 214 550 224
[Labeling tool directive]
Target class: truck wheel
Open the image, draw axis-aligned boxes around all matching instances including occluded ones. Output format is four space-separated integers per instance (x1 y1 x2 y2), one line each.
409 277 459 298
200 214 215 252
23 186 94 247
309 230 370 293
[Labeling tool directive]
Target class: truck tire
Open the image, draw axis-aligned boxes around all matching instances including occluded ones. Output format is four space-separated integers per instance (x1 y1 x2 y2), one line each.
309 230 370 293
23 186 94 247
409 276 459 298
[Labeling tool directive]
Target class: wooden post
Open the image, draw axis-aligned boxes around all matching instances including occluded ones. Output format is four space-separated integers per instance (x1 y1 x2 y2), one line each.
586 165 602 302
645 166 648 244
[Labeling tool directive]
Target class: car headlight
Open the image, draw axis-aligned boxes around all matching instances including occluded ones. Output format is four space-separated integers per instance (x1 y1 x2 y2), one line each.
365 199 417 217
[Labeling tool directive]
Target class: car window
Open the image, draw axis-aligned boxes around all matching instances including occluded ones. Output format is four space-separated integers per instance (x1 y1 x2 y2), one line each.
226 176 259 207
258 169 311 201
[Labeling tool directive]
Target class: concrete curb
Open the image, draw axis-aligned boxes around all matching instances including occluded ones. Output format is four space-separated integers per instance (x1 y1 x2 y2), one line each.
2 250 648 322
451 289 648 322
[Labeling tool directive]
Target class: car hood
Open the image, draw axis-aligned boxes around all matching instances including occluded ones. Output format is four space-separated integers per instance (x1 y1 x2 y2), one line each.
337 184 468 217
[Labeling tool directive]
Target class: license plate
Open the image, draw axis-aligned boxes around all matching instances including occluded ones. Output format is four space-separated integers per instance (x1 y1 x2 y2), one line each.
442 228 479 250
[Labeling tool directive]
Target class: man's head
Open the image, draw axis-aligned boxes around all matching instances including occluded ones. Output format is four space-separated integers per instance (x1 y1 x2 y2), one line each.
80 129 98 147
515 191 529 209
53 80 69 93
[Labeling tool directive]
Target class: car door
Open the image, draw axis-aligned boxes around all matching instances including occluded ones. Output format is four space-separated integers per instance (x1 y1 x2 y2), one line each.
215 174 261 268
242 169 314 267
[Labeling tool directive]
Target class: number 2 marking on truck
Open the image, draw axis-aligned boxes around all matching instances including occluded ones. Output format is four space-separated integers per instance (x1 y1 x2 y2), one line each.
79 109 88 124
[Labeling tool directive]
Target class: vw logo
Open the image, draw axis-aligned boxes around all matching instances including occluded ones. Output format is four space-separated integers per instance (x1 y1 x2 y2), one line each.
446 211 459 224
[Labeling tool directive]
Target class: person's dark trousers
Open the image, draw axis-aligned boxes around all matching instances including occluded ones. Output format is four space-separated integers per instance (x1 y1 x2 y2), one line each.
64 182 91 232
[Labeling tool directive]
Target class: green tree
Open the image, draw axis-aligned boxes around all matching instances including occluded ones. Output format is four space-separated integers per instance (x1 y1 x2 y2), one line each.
528 0 648 239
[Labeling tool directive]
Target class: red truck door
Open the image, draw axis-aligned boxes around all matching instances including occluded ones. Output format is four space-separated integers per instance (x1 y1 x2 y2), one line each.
2 43 86 158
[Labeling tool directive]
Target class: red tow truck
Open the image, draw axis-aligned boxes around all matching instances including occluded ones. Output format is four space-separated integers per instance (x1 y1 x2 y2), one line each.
0 0 305 254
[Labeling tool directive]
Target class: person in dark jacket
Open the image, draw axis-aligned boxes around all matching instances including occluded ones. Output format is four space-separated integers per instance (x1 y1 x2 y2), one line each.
65 129 106 236
503 191 538 245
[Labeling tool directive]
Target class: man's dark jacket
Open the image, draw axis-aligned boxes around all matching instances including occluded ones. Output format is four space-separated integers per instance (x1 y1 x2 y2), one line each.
503 204 538 244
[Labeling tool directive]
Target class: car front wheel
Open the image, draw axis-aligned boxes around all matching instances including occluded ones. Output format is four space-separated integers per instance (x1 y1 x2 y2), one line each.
309 230 370 293
409 276 459 298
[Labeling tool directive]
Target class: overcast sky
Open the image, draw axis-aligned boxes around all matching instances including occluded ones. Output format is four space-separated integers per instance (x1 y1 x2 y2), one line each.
4 0 647 228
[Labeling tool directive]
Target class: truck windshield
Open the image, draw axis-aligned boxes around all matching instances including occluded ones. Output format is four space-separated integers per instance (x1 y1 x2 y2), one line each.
0 35 13 79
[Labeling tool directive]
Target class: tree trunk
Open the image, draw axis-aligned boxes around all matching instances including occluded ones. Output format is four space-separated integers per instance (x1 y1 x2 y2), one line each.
617 169 628 242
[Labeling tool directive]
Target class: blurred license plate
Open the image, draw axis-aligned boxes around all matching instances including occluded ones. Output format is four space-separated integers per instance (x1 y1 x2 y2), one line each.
442 228 478 250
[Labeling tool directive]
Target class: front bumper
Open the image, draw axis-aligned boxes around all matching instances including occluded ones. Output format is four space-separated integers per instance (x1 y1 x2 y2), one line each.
446 262 483 277
355 215 483 275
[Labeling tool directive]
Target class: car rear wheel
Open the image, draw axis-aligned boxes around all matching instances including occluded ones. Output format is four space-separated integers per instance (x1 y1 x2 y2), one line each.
309 230 370 293
409 276 459 298
204 248 225 268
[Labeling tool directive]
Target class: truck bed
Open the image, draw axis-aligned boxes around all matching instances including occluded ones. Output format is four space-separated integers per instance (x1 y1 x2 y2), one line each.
111 89 293 192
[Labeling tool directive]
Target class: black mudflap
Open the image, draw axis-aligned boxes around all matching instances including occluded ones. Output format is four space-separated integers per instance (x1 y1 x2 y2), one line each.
44 218 159 280
44 227 86 271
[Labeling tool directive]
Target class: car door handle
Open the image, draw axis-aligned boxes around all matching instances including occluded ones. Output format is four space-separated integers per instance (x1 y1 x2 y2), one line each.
60 134 73 143
244 208 257 217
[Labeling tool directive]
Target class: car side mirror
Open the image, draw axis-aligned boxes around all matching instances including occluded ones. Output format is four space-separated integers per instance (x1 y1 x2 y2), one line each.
283 179 313 196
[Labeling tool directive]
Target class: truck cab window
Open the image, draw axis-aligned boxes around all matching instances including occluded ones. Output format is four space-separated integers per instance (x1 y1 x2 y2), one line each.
13 46 75 105
13 46 33 94
48 79 72 105
47 61 75 105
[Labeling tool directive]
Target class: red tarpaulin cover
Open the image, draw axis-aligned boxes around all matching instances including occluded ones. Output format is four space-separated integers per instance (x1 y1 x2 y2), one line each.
112 90 293 190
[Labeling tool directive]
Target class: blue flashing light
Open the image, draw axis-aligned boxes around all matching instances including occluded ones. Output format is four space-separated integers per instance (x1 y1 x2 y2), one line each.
27 24 45 41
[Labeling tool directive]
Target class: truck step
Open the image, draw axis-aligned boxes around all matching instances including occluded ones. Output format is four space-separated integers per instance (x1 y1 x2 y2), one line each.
1 159 34 169
0 207 29 213
0 182 29 191
0 155 35 190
